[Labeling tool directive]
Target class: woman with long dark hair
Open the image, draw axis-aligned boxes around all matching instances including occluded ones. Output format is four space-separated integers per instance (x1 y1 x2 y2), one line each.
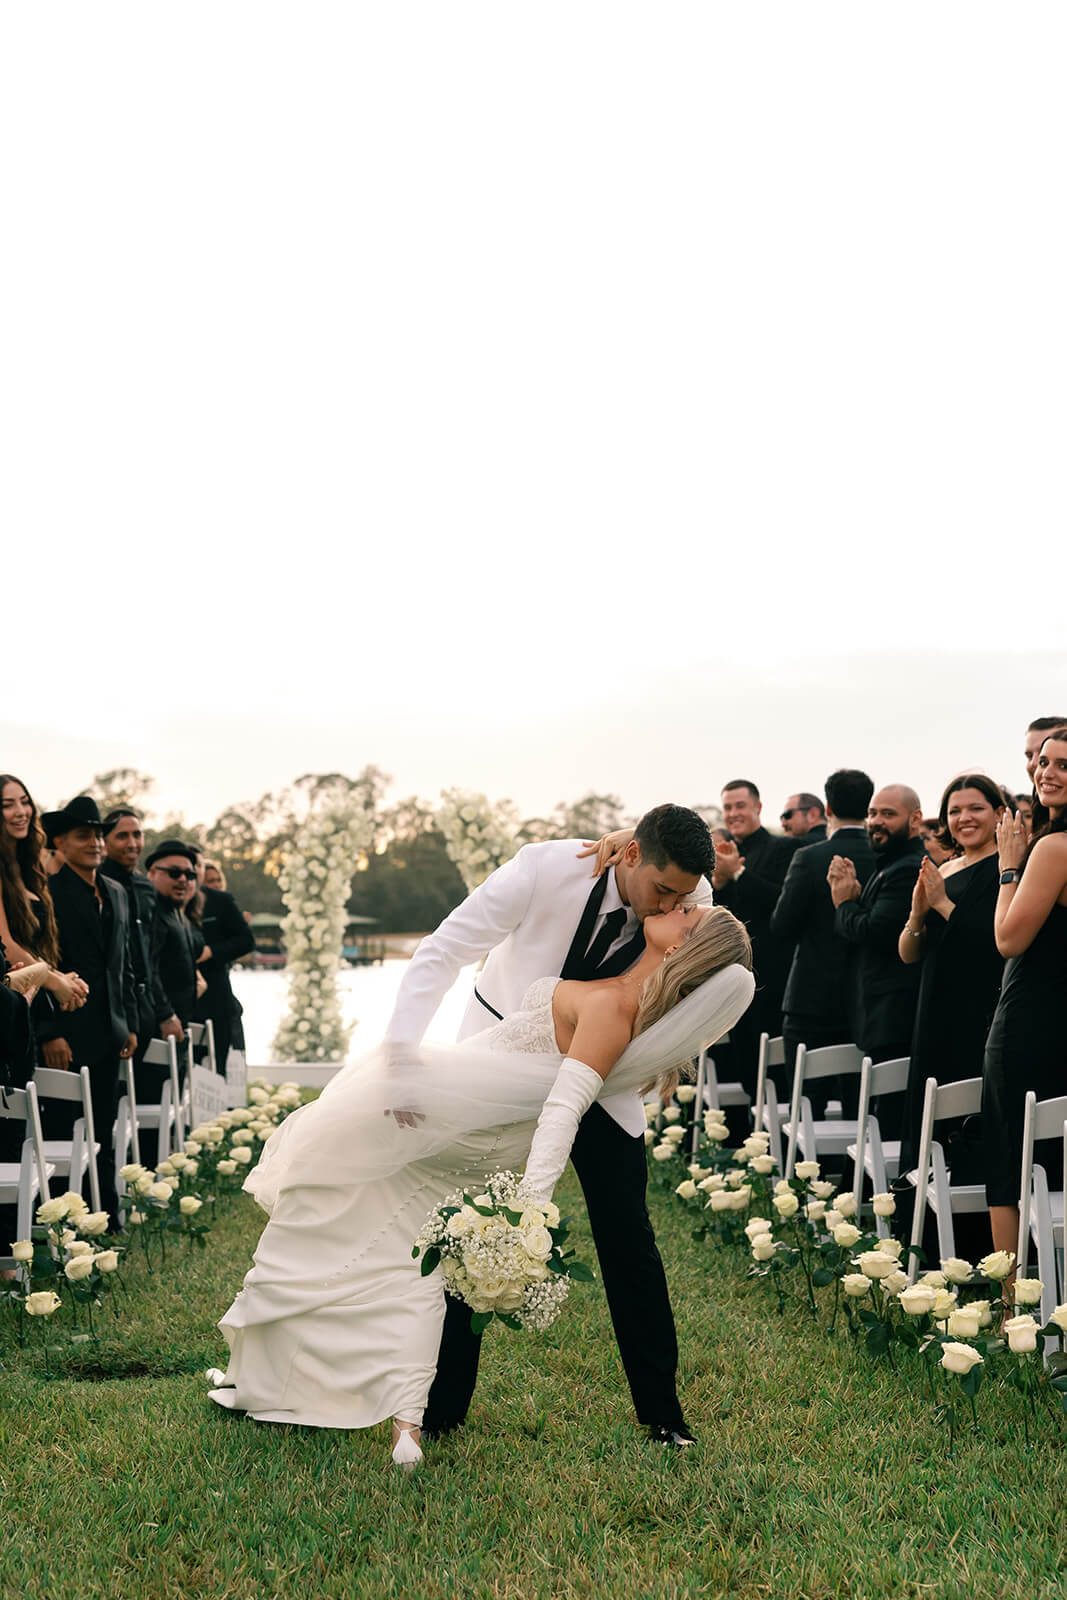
983 729 1067 1258
896 774 1006 1174
0 775 61 968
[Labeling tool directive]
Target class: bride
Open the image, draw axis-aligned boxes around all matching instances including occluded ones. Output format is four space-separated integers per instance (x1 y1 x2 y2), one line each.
209 903 754 1465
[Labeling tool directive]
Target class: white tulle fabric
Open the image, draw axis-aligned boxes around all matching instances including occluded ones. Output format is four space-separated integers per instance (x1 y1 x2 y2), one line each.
210 964 753 1432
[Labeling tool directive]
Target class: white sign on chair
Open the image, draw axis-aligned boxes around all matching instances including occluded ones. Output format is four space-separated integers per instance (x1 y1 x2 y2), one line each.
190 1065 230 1131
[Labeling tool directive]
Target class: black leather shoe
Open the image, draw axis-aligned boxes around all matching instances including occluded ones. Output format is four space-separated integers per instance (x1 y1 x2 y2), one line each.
420 1419 464 1443
648 1422 697 1448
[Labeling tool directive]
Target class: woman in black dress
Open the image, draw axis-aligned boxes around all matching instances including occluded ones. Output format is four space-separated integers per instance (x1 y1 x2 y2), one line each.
983 729 1067 1258
897 775 1005 1174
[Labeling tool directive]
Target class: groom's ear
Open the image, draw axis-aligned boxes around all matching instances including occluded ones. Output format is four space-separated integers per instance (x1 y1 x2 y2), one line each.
623 839 642 866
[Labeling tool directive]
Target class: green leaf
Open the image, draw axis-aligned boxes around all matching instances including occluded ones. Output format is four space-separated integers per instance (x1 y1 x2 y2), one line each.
411 1245 420 1259
959 1367 982 1400
1049 1373 1067 1393
812 1268 835 1288
419 1247 441 1277
497 1313 523 1331
865 1323 890 1357
566 1261 595 1283
691 1227 707 1242
502 1208 523 1227
469 1311 493 1336
547 1258 568 1275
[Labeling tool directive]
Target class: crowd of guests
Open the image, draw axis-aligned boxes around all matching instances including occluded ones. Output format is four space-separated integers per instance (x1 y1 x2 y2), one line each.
1 784 254 1232
703 714 1067 1262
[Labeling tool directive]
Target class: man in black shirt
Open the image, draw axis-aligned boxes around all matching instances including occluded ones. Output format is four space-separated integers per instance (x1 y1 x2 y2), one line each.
146 841 203 1033
100 809 181 1054
186 844 255 1072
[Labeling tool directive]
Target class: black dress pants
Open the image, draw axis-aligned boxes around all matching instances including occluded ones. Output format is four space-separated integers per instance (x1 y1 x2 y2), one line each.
423 1103 683 1432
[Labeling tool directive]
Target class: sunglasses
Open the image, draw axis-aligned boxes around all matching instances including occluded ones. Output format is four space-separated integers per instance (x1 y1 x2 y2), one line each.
155 866 197 881
780 809 801 821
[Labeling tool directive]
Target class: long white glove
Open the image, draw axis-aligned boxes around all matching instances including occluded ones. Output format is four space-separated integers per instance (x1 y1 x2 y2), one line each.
522 1058 604 1202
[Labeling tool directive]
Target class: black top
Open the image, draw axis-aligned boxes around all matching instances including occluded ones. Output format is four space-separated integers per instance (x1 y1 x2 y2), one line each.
151 896 204 1028
194 886 256 1031
834 835 924 1057
100 859 173 1031
899 855 1003 1169
771 826 876 1027
32 865 137 1058
713 826 799 1019
0 946 35 1091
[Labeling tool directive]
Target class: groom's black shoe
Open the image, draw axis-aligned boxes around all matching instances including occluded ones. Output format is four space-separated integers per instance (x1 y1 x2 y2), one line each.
420 1419 464 1443
648 1422 697 1448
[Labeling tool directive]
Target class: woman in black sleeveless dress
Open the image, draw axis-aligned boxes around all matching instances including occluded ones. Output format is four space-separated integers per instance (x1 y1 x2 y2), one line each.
983 730 1067 1258
897 776 1005 1176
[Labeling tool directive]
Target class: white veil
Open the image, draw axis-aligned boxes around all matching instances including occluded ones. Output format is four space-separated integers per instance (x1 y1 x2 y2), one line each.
245 963 754 1213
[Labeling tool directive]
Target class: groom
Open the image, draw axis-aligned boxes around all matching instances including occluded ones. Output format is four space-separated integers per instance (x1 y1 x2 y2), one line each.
385 803 715 1446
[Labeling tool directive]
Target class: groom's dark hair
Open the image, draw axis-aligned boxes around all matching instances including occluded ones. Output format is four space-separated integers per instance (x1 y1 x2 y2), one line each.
634 805 716 879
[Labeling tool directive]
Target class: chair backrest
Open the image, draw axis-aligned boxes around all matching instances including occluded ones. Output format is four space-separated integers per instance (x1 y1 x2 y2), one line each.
1017 1090 1067 1278
139 1035 183 1147
785 1043 865 1175
753 1033 785 1130
33 1065 100 1211
33 1066 90 1104
0 1081 51 1213
907 1075 983 1280
115 1057 141 1173
142 1038 177 1068
187 1022 205 1046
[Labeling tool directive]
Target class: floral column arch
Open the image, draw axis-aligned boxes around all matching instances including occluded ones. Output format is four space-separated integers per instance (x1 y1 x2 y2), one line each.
437 789 518 891
272 801 373 1063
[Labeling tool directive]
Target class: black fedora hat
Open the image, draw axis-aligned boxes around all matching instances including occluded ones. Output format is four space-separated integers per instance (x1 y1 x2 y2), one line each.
145 838 198 870
41 795 105 846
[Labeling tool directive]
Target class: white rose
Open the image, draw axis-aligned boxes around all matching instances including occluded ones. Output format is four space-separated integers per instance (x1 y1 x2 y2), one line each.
932 1288 959 1320
882 1269 907 1295
36 1197 70 1224
134 1176 154 1195
148 1182 173 1203
675 1180 698 1201
11 1240 34 1262
78 1212 110 1237
94 1250 120 1273
795 1161 820 1180
644 1103 659 1125
940 1257 973 1285
522 1226 553 1262
833 1223 861 1248
855 1251 896 1280
60 1191 88 1215
675 1086 697 1104
66 1240 93 1258
773 1193 799 1218
687 1165 710 1180
232 1129 254 1146
496 1285 525 1312
872 1192 896 1217
726 1169 747 1189
119 1163 146 1182
249 1087 270 1105
773 1179 792 1195
156 1159 177 1176
749 1155 776 1175
920 1270 947 1289
127 1210 146 1225
184 1140 202 1157
709 1191 735 1212
941 1342 984 1376
805 1201 827 1223
1013 1277 1044 1307
877 1238 903 1261
842 1274 872 1298
810 1180 836 1200
729 1188 752 1212
978 1250 1015 1281
834 1192 857 1218
217 1159 237 1176
663 1125 686 1144
662 1106 681 1124
751 1236 777 1262
643 1129 655 1146
744 1218 773 1239
231 1147 252 1164
64 1255 95 1281
179 1196 203 1216
652 1144 675 1162
25 1290 62 1316
699 1175 725 1192
1048 1304 1067 1333
898 1284 938 1315
947 1308 981 1339
543 1201 560 1228
968 1299 993 1328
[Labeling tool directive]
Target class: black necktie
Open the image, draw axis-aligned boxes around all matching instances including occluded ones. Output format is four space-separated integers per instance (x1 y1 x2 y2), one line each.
581 908 627 976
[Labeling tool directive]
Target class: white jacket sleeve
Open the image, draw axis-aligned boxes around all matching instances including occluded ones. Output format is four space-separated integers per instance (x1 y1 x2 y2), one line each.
384 846 538 1044
522 1057 604 1202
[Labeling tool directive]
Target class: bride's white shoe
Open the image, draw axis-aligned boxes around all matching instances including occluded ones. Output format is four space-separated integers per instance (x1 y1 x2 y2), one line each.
391 1422 423 1470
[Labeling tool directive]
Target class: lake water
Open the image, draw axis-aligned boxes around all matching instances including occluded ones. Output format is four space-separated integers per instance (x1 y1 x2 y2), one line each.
231 959 478 1066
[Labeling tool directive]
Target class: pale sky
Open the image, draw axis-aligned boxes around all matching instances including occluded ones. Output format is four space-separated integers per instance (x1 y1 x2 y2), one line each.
3 5 1064 831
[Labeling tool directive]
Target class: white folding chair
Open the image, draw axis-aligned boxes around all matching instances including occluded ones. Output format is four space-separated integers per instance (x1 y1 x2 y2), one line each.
0 1082 54 1253
33 1064 102 1213
690 1047 751 1156
754 1033 788 1172
906 1076 985 1282
1017 1090 1067 1334
114 1057 141 1194
136 1037 182 1160
783 1043 866 1180
182 1020 217 1133
848 1056 909 1236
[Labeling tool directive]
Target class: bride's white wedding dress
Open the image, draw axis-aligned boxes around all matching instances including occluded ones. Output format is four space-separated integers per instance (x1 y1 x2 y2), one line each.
209 964 753 1431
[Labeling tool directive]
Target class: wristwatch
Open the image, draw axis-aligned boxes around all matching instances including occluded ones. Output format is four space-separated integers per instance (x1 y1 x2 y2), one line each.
1000 869 1022 885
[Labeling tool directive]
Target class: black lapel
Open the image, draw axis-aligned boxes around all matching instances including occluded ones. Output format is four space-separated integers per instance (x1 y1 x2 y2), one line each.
560 873 610 980
592 928 646 978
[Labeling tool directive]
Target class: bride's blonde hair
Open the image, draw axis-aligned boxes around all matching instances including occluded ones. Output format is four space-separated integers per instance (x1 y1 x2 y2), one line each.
634 907 752 1096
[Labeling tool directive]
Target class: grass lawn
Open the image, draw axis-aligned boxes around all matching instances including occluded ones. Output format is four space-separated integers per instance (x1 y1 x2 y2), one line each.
2 1173 1064 1600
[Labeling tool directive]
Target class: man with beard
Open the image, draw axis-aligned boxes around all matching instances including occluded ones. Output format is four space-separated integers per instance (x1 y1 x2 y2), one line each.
829 785 924 1091
146 841 204 1034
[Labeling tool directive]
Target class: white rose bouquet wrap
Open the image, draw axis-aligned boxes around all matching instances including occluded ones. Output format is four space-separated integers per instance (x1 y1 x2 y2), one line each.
413 1171 593 1333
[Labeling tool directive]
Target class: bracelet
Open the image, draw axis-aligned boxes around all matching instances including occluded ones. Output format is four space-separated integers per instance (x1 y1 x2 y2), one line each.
903 925 924 939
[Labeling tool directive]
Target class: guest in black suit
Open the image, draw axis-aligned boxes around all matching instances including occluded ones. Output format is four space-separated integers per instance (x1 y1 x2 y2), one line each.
100 810 180 1056
711 780 798 1096
830 786 925 1135
186 845 255 1071
779 793 827 844
770 770 875 1108
34 797 138 1224
146 841 204 1033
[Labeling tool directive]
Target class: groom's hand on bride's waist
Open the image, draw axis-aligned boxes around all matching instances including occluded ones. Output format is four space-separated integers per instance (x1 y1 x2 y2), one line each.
383 1040 427 1129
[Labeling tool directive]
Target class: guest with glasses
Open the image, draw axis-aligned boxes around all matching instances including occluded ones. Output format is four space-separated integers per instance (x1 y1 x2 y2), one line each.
779 794 826 843
146 841 205 1038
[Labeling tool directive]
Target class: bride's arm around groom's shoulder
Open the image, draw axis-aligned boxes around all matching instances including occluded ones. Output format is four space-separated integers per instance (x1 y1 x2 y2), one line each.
385 844 548 1045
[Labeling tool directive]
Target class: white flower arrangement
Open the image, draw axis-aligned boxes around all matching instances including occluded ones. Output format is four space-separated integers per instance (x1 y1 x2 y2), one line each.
272 800 374 1063
437 789 518 891
413 1171 593 1333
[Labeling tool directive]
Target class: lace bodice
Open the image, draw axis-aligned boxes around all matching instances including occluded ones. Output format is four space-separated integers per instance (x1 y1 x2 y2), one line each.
473 977 561 1056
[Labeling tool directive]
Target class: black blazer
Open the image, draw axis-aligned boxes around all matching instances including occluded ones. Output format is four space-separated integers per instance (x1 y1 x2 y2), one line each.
151 897 203 1028
195 887 255 1021
713 826 799 1014
33 865 137 1058
771 826 875 1026
100 860 173 1040
834 837 924 1057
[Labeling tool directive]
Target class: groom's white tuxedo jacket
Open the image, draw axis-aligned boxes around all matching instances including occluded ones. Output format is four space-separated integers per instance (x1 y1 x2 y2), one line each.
385 840 713 1135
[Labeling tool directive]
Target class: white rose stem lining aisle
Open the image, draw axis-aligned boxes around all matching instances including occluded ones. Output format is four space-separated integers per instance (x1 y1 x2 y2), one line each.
271 800 374 1064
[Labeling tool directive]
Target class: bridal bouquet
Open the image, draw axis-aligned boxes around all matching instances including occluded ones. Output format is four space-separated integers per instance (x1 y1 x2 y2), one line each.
413 1171 593 1334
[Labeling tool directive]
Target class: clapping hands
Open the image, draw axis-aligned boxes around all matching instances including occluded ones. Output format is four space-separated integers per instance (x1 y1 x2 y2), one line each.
827 855 861 906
